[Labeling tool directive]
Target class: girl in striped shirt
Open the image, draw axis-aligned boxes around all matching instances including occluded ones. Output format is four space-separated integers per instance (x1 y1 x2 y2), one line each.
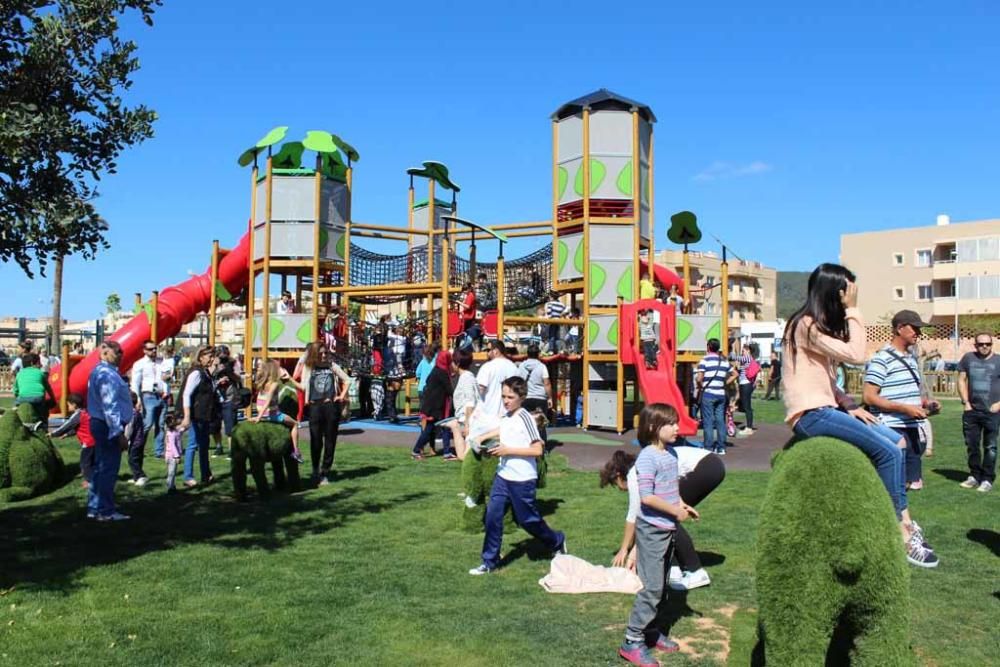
619 403 700 667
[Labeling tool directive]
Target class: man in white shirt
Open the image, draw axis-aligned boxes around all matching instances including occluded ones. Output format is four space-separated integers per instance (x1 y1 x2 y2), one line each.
478 339 519 419
130 340 171 457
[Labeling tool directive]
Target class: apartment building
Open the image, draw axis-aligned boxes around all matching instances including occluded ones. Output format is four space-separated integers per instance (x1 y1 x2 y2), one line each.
840 215 1000 323
653 249 778 327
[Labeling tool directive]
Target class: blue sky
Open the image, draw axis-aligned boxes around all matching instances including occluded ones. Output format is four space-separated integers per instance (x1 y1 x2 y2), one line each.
3 0 999 320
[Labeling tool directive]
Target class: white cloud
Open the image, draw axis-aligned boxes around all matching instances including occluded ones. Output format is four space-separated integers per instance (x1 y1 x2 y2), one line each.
693 160 772 182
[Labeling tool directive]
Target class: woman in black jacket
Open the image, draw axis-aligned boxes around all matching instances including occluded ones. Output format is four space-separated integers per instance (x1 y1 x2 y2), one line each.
411 350 455 460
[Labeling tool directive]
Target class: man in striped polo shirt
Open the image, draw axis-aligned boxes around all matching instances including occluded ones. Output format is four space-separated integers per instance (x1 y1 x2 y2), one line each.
863 310 932 491
696 338 737 455
544 292 568 354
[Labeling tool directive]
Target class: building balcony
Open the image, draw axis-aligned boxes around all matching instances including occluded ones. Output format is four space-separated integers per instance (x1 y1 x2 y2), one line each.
932 260 957 281
728 260 770 278
728 288 764 304
931 296 1000 318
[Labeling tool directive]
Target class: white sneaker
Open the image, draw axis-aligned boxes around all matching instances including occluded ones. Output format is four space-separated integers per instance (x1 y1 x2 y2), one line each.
977 480 993 493
134 477 149 487
682 568 712 590
96 512 131 522
468 564 493 576
959 476 979 489
668 566 683 585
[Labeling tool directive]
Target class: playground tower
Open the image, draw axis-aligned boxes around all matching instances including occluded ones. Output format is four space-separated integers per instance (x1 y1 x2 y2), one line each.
551 90 655 430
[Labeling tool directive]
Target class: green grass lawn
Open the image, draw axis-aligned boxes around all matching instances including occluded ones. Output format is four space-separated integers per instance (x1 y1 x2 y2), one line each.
1 399 997 665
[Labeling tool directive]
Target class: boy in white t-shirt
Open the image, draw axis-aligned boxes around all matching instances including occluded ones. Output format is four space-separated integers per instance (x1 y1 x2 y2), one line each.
469 376 566 575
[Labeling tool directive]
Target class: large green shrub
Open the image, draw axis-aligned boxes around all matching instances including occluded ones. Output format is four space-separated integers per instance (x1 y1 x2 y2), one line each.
756 436 910 665
0 404 67 503
230 421 301 501
459 443 548 534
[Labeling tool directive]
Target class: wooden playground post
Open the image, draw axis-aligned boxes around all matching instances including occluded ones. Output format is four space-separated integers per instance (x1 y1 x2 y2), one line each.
150 290 159 343
581 106 591 428
551 119 559 290
261 155 274 361
344 165 353 314
616 296 624 433
440 220 450 351
209 239 220 347
721 246 730 355
683 247 691 313
244 169 258 415
312 153 322 343
59 340 70 416
426 179 436 342
496 253 506 343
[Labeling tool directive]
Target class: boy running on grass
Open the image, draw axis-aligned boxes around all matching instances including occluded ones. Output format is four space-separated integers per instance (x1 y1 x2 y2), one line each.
469 376 566 575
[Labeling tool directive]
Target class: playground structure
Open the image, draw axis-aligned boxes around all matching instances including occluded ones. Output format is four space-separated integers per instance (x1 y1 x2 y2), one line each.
47 89 732 434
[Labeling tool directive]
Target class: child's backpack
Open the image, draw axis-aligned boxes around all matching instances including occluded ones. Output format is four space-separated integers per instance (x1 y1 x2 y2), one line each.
746 358 761 384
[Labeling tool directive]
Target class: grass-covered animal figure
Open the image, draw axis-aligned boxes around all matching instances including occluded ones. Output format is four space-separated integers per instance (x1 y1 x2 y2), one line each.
756 436 910 665
459 442 547 533
0 404 67 503
230 421 301 501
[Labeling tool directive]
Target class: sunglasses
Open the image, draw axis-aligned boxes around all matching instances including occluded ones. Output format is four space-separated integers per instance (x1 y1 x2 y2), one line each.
975 342 993 347
144 347 156 352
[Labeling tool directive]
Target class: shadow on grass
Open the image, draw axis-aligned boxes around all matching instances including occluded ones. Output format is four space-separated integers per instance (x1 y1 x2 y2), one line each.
967 529 999 558
931 467 969 482
0 479 428 592
697 551 726 567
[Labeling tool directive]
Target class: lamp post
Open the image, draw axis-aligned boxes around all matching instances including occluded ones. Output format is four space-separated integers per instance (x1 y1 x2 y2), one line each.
953 249 960 358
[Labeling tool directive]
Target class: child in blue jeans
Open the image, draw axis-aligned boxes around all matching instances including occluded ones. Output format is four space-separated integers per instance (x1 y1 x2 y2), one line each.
619 403 699 667
468 376 566 575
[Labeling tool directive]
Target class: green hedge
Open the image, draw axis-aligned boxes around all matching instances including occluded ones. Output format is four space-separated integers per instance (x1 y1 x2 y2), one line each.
0 404 66 503
756 436 910 665
230 421 300 500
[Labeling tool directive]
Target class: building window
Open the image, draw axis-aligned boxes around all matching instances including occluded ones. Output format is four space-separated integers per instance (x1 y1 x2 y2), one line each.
915 249 932 267
892 252 904 266
893 286 904 301
916 284 932 301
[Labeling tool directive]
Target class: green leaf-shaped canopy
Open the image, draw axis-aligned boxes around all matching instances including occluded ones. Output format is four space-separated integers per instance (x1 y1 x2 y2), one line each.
237 126 289 167
330 134 360 162
271 141 305 169
407 161 460 192
302 130 340 154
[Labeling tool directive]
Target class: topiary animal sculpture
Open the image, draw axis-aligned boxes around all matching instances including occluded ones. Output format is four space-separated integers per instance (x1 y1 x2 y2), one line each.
230 421 301 501
0 404 67 503
459 442 547 533
756 436 910 665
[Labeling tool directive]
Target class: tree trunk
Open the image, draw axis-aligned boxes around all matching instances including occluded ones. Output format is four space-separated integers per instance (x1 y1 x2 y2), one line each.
51 254 63 352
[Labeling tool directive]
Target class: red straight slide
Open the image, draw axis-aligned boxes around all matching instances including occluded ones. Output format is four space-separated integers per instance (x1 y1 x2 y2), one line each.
49 228 252 403
619 299 699 436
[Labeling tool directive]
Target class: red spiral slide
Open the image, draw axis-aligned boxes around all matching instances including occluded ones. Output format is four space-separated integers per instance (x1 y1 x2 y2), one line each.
49 229 252 402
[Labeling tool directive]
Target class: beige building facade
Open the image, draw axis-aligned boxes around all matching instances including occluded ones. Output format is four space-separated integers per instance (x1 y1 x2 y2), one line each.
840 216 1000 324
653 249 778 327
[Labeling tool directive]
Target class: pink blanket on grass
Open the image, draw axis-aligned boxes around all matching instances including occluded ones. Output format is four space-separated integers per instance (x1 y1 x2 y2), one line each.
538 554 643 594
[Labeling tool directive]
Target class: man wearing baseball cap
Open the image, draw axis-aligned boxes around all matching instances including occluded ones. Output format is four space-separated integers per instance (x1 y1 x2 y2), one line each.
862 309 940 567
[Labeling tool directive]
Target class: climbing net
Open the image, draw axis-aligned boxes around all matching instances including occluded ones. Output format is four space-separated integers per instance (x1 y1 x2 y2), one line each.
346 242 553 311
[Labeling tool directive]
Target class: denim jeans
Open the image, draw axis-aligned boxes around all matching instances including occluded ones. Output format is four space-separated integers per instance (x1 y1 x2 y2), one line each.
183 420 213 482
86 418 121 517
793 407 907 518
892 427 924 484
481 475 564 569
963 410 999 483
412 418 453 456
700 394 727 453
141 394 165 456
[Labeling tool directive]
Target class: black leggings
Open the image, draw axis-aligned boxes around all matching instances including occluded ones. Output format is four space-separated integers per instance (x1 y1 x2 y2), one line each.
674 453 726 571
308 401 341 474
739 383 755 429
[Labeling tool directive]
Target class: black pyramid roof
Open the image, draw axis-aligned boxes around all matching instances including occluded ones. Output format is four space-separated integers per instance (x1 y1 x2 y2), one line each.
552 88 656 122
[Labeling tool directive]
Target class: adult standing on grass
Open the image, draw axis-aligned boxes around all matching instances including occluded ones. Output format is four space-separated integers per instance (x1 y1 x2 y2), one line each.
518 343 553 440
695 338 736 455
414 343 439 400
301 342 350 484
957 332 1000 493
763 351 782 400
86 341 134 521
734 345 756 434
178 345 218 488
782 264 938 568
478 339 519 421
131 340 170 458
412 350 456 460
863 310 940 492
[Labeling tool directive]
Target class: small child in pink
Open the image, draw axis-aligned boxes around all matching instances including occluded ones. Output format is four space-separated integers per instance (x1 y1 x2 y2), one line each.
163 413 183 494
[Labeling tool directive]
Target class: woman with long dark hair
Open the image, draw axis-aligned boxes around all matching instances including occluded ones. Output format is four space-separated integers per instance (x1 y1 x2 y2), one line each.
782 263 938 568
302 342 350 485
179 345 218 488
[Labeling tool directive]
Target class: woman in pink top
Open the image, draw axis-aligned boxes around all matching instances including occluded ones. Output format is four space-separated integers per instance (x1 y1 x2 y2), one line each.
782 263 938 568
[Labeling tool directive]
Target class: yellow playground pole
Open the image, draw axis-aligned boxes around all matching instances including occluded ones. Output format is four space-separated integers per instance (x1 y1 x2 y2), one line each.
312 154 322 342
151 290 159 343
59 341 70 416
209 239 220 347
496 254 506 343
244 167 258 413
426 179 436 340
344 164 353 314
261 155 274 361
